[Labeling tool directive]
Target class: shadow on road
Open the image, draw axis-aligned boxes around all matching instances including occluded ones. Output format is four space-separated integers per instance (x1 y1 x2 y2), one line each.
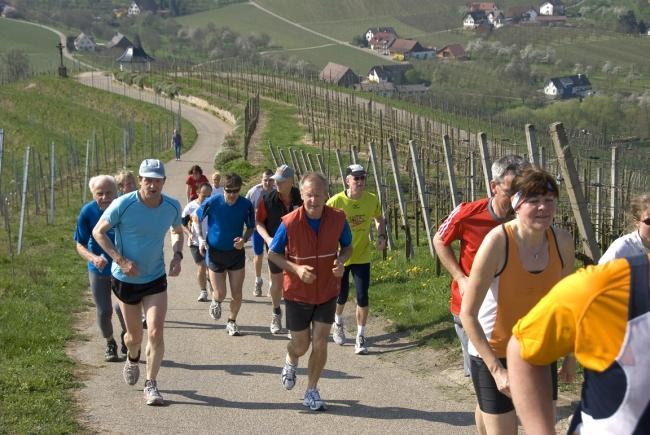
162 389 474 424
161 361 362 380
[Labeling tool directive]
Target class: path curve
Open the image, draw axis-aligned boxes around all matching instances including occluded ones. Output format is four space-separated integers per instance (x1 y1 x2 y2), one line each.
69 76 478 434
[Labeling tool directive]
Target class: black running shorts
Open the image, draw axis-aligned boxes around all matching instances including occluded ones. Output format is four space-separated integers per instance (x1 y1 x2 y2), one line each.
189 245 205 265
470 355 558 414
285 296 337 332
206 247 245 273
111 274 167 305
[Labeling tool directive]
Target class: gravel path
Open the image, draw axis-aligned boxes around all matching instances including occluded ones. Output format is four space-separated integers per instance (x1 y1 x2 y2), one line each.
70 73 478 434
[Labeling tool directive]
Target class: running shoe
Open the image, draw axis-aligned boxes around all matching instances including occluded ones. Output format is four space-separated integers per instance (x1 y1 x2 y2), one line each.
270 313 282 334
254 278 263 297
144 380 164 406
209 300 221 320
197 289 208 302
104 339 119 362
122 355 140 385
332 323 346 345
355 335 369 355
226 320 241 336
281 361 297 390
303 388 326 411
120 330 127 355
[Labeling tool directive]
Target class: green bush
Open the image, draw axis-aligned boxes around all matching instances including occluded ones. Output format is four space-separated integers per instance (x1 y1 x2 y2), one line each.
222 157 256 179
214 149 242 167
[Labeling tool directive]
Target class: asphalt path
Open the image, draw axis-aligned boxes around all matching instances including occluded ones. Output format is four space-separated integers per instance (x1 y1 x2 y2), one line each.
70 73 478 433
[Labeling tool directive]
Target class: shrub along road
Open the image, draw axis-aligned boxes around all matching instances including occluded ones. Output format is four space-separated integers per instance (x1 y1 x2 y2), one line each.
71 72 479 433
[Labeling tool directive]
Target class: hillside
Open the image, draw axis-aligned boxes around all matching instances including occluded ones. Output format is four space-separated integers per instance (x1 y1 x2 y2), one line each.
0 18 67 72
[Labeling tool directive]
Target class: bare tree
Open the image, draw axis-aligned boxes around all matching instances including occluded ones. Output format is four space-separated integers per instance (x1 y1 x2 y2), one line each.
4 49 30 82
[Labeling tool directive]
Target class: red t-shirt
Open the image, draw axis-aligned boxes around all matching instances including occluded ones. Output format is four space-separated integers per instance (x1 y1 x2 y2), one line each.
186 174 209 200
436 197 508 315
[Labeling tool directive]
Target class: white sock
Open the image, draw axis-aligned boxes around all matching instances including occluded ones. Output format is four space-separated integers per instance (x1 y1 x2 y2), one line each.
285 355 297 367
358 325 365 337
256 276 262 283
335 314 343 325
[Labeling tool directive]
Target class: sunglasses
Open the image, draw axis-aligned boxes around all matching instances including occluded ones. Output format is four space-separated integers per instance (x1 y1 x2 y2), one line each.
352 175 366 181
224 188 240 194
641 218 650 226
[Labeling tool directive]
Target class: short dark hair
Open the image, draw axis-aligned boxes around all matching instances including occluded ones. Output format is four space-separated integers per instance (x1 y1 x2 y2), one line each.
263 169 274 177
197 183 212 193
188 165 203 175
224 173 243 189
512 168 559 199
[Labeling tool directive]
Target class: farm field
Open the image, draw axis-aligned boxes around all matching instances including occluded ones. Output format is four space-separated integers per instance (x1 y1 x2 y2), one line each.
177 2 388 71
0 18 69 72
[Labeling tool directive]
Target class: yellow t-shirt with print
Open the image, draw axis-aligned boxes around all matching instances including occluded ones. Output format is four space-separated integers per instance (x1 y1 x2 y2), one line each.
512 258 633 372
327 190 381 266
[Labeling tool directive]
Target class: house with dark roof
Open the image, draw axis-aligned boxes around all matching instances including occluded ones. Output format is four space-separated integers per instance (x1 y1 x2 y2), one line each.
116 46 154 72
388 39 436 60
319 62 359 87
544 74 592 99
463 11 488 29
468 2 498 12
367 64 414 84
107 33 133 50
74 32 96 51
437 44 467 60
365 27 398 42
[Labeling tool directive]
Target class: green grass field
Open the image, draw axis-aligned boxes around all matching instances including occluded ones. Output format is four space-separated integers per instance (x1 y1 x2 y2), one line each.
0 18 69 72
176 2 389 71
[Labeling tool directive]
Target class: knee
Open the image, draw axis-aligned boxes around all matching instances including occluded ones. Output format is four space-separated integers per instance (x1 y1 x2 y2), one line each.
126 330 143 347
289 339 310 357
231 293 243 303
311 334 328 352
97 304 113 318
147 327 164 346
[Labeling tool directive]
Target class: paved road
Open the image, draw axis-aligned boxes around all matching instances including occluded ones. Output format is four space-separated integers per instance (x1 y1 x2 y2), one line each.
70 73 477 433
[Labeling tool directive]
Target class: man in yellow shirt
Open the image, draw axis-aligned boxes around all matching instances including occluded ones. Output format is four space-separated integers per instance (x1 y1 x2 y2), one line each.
507 255 650 434
326 164 386 354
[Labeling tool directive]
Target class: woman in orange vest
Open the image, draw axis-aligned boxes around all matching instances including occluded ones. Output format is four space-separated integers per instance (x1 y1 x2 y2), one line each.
460 168 575 435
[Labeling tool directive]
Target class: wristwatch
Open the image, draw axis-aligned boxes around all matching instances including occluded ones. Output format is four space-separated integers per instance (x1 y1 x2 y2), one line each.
173 251 183 260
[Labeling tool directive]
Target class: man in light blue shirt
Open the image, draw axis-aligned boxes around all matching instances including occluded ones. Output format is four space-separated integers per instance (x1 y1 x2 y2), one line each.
93 159 184 406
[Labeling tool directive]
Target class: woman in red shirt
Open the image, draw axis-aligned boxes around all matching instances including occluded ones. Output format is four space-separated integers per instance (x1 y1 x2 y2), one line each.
186 165 209 202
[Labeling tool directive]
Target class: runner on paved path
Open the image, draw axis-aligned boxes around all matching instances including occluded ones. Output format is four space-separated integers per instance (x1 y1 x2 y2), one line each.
186 165 209 203
326 164 386 355
74 175 119 362
508 255 650 435
268 172 352 411
93 159 184 406
245 169 275 297
181 183 212 302
460 168 575 435
433 155 529 380
256 165 303 334
196 173 255 336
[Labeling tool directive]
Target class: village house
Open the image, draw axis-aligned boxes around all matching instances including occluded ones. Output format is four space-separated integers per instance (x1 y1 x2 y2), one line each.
544 74 592 99
127 1 141 16
506 5 538 23
367 64 414 84
536 15 568 25
319 62 359 87
463 11 488 29
539 0 565 16
73 32 96 51
365 27 397 42
106 32 133 50
395 83 430 97
1 3 16 17
388 39 436 60
437 44 467 60
116 45 154 72
368 31 398 54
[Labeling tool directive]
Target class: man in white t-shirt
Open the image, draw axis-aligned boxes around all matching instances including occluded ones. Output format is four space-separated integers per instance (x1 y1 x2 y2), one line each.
182 183 212 302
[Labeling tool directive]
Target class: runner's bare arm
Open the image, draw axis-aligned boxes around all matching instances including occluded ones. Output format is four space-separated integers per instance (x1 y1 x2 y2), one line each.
92 217 137 275
168 225 184 277
433 233 469 295
75 242 108 270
